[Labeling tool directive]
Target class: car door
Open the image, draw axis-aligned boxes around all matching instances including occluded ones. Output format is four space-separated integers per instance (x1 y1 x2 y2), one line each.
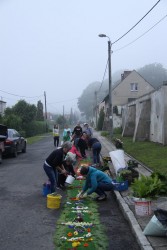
13 129 22 152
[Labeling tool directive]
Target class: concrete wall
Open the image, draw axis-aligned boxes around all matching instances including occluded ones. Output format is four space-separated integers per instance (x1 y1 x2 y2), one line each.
122 86 167 145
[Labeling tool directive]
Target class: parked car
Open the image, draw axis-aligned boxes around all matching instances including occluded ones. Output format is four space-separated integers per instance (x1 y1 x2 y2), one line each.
3 129 27 157
0 124 8 163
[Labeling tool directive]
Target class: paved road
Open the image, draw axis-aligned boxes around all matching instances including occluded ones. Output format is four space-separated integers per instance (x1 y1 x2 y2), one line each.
0 134 140 250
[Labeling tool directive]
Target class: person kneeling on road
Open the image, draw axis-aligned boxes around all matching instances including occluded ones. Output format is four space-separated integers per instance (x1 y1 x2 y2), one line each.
76 166 113 201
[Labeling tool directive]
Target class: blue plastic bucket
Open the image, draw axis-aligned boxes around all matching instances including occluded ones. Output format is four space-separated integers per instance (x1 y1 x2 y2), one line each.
42 183 51 197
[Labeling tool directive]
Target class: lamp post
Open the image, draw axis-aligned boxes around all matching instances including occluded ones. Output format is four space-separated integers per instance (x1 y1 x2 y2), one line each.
98 34 113 139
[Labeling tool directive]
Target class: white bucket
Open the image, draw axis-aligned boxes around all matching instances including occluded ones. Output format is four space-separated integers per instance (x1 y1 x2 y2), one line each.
65 175 75 185
109 150 126 174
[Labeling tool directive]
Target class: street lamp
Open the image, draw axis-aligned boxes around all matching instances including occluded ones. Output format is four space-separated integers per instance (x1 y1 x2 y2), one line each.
98 34 113 139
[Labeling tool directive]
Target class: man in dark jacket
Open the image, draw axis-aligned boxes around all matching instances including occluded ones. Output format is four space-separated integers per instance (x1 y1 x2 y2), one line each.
43 141 72 192
72 123 83 148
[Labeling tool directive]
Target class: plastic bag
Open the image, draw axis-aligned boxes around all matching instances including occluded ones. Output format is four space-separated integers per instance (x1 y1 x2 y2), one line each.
154 209 167 226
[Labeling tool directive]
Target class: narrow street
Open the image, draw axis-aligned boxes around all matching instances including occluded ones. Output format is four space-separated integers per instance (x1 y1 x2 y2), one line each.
0 134 140 250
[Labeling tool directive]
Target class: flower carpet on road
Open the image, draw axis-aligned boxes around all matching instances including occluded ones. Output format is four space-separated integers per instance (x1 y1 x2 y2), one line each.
54 160 109 250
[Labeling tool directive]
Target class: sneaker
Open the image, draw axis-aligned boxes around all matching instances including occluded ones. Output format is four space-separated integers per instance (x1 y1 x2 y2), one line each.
95 194 107 201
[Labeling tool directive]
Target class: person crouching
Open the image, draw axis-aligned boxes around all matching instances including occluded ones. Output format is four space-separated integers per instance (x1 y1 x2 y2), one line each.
77 166 113 201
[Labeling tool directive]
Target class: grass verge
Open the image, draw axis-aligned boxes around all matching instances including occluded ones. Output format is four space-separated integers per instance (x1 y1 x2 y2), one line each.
112 133 167 175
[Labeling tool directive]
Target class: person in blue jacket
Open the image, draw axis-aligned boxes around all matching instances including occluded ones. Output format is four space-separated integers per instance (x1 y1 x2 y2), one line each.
77 166 113 201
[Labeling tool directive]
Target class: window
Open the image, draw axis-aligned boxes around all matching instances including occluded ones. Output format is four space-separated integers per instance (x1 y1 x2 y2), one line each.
130 83 138 92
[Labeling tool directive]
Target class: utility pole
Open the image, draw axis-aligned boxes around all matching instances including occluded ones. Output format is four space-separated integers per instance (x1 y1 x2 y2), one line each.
99 34 113 140
95 91 97 129
63 105 65 129
108 40 113 139
44 91 47 132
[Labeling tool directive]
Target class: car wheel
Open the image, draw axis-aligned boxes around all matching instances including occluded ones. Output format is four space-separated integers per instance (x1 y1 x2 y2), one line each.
22 142 26 153
0 151 2 164
13 147 18 158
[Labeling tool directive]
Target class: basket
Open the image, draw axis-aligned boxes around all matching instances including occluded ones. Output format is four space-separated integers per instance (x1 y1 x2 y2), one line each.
112 179 128 191
47 193 62 209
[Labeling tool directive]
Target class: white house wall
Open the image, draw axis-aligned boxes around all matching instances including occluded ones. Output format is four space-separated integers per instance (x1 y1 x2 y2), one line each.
150 87 166 144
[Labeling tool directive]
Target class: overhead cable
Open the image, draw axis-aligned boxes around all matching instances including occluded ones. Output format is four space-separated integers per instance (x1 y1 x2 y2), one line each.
112 0 161 45
97 58 109 93
0 89 43 99
114 14 167 52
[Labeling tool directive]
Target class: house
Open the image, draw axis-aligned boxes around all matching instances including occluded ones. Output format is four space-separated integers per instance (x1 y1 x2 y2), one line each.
96 70 155 130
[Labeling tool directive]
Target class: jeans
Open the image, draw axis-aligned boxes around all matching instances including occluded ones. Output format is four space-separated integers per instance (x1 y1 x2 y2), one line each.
92 142 101 164
43 163 58 193
95 182 113 196
54 136 59 147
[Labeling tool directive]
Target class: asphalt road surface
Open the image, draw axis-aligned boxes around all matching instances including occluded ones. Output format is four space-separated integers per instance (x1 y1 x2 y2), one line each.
0 134 140 250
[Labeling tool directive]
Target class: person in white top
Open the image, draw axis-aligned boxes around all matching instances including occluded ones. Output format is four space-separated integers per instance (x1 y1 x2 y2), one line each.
53 124 60 147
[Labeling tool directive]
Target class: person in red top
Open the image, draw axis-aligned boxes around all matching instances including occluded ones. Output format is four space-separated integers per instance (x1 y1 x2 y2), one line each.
66 143 83 164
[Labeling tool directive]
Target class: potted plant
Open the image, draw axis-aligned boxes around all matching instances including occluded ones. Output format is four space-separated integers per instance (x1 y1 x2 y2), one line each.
131 174 166 200
119 168 139 185
131 174 166 216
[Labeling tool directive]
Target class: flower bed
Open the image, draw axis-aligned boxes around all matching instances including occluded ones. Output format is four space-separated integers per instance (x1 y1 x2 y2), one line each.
54 161 109 249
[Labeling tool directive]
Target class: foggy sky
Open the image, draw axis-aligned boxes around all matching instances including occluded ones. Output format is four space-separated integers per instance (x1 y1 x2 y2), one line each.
0 0 166 114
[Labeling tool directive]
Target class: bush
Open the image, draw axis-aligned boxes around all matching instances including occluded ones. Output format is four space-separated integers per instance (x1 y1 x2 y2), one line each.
101 131 109 137
113 127 122 134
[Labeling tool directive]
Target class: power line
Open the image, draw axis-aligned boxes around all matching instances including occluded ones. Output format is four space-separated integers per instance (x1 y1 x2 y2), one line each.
0 89 43 99
114 14 167 52
97 58 108 93
112 0 161 45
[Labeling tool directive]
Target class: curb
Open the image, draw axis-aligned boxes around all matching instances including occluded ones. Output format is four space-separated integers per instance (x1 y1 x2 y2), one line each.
114 190 153 250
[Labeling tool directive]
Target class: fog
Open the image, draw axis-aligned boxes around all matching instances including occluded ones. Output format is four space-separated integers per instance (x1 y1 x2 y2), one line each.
0 0 166 113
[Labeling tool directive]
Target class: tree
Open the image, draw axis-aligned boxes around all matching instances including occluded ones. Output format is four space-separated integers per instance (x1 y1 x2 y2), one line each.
36 100 44 121
77 71 124 119
56 115 66 127
137 63 167 88
3 114 22 131
13 100 37 124
97 108 105 131
78 81 107 119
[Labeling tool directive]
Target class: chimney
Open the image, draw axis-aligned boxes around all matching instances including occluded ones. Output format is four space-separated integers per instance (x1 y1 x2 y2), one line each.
121 73 124 81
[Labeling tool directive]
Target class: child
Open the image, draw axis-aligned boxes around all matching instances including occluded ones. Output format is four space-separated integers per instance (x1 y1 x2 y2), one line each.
63 130 71 143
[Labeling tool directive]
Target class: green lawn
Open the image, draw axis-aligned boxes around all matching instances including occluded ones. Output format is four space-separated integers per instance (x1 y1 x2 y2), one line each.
27 133 51 144
111 134 167 175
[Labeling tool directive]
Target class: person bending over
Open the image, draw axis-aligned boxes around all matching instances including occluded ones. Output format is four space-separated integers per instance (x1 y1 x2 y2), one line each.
43 141 72 193
77 166 113 201
88 137 102 165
